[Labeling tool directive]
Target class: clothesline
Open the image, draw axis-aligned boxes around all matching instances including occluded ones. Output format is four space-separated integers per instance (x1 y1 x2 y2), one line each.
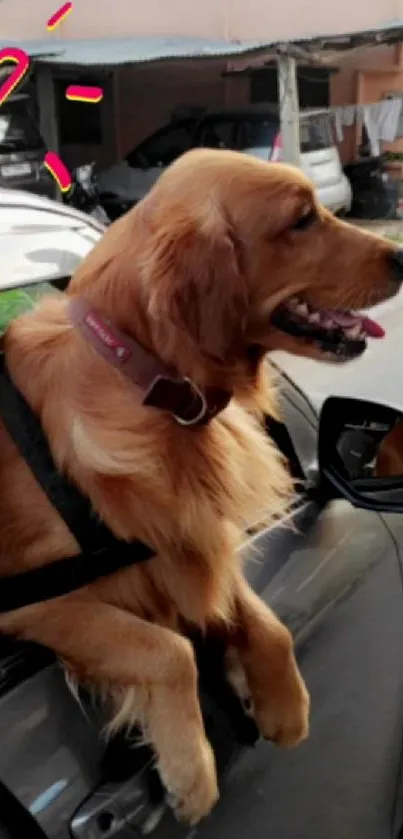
318 97 401 117
306 97 403 156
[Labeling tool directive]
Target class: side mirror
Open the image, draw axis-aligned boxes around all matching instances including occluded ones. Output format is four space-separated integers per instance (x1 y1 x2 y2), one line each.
318 396 403 512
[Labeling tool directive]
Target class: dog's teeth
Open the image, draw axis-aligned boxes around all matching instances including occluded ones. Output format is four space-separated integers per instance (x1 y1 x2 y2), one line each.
287 297 300 311
345 324 362 339
308 312 320 323
296 302 309 316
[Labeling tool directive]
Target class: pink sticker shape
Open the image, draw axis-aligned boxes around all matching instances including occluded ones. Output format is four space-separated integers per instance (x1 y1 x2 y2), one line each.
0 47 30 107
65 85 104 103
47 2 73 30
44 151 72 193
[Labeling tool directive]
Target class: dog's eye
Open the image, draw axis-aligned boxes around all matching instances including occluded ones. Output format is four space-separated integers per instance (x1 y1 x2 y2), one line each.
290 209 317 231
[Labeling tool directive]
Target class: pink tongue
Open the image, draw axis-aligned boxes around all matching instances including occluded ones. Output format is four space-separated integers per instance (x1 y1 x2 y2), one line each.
361 316 385 338
324 310 385 338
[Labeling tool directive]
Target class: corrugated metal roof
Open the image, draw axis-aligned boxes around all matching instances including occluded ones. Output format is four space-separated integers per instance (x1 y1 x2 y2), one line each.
1 22 403 69
0 36 279 68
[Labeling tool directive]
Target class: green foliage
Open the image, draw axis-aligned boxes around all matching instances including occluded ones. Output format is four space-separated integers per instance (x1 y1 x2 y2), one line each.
0 283 59 335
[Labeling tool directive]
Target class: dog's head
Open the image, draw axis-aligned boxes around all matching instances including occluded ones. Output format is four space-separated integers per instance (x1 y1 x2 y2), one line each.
70 149 403 386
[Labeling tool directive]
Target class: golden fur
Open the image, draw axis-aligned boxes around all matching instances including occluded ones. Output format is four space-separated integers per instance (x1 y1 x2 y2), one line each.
0 149 401 824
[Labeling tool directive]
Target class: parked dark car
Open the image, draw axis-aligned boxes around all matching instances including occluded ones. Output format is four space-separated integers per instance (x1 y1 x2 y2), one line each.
0 90 54 200
0 194 403 839
98 106 352 220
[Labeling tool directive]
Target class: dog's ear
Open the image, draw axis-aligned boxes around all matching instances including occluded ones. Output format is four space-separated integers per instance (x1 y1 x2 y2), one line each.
146 202 248 360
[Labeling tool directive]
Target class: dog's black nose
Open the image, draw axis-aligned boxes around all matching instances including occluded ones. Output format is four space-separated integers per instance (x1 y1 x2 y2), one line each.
390 249 403 280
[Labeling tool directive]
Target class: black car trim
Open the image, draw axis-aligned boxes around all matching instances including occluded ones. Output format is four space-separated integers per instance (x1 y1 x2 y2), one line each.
264 414 306 481
0 782 47 839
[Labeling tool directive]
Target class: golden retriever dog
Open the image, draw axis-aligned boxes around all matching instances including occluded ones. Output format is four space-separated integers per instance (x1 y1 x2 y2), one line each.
0 149 402 825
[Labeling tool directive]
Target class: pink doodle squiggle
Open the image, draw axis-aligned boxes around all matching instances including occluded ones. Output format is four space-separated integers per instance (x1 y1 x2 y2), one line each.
44 151 72 193
0 47 30 106
47 2 73 31
66 84 104 103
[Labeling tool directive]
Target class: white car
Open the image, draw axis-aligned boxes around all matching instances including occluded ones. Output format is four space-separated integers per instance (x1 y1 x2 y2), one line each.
98 107 352 217
0 188 104 298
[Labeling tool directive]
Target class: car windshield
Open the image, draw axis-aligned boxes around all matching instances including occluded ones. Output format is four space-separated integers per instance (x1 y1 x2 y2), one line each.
0 100 45 153
237 119 277 150
127 121 195 167
198 119 239 149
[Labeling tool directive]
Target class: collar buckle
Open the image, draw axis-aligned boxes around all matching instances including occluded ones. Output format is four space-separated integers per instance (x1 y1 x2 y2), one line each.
144 375 208 427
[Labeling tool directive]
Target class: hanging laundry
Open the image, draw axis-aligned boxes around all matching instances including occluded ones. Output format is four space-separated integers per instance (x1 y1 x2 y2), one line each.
380 97 402 140
332 105 358 143
363 98 402 155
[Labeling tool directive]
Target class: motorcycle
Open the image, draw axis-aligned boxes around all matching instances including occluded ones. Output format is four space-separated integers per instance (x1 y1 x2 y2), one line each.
66 162 111 225
344 155 398 220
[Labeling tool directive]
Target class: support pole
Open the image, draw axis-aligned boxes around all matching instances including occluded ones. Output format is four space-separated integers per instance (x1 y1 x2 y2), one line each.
36 65 60 201
277 54 300 167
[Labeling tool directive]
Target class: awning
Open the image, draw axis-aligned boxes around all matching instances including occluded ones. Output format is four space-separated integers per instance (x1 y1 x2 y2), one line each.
1 23 403 70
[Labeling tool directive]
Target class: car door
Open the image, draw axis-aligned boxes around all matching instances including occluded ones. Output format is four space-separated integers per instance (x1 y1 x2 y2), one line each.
141 379 403 839
67 382 403 839
228 379 403 839
144 380 403 839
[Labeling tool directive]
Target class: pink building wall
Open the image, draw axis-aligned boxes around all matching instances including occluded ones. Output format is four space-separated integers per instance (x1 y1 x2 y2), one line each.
330 43 403 162
0 0 402 43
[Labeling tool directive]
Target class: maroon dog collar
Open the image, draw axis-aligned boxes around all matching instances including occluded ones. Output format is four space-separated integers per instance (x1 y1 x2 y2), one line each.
68 297 231 427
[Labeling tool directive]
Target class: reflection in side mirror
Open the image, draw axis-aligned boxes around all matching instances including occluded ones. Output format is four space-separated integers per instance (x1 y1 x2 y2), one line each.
318 396 403 513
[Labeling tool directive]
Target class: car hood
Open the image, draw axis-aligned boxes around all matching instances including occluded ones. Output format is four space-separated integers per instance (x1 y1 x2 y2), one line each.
0 187 105 230
0 190 104 291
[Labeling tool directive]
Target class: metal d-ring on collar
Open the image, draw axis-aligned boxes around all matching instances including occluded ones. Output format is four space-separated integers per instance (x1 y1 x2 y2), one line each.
175 379 208 426
143 374 208 427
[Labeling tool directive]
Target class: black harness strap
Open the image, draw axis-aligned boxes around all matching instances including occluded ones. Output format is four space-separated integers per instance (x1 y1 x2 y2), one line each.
0 353 154 613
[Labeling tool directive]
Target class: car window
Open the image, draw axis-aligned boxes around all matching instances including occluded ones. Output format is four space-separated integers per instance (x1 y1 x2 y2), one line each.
127 121 194 167
299 115 333 152
237 118 277 153
198 119 238 150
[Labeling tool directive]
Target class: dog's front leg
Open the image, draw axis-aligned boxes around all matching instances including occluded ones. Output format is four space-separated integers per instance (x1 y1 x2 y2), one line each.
228 575 310 747
11 601 218 825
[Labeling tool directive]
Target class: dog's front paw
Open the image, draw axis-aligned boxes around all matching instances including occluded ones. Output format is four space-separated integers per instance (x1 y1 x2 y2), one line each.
254 661 310 748
161 736 219 826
